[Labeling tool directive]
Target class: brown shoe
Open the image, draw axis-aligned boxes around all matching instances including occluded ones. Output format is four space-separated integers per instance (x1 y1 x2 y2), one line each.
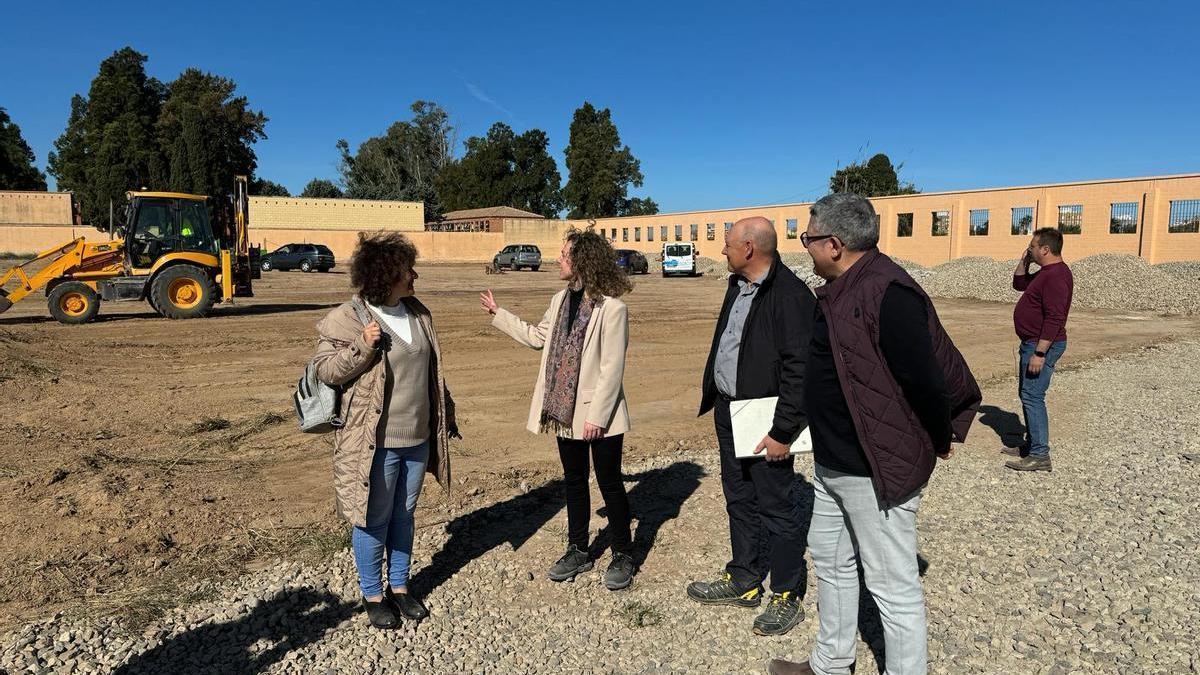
1000 445 1026 457
767 659 815 675
1006 456 1052 472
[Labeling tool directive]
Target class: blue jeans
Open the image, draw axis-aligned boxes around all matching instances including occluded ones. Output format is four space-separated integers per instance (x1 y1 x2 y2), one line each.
351 440 429 598
1018 340 1066 459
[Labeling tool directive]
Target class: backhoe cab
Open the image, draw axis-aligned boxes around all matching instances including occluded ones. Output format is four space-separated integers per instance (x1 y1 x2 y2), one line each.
0 177 258 324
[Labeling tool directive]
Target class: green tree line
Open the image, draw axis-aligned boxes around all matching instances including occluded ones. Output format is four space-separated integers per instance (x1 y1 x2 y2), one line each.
8 46 919 225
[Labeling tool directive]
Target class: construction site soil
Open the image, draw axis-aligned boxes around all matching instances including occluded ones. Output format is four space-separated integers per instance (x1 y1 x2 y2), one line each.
0 262 1196 631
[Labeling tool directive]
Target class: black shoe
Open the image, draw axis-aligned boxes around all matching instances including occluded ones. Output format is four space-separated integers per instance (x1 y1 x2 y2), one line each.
686 572 763 607
362 597 399 629
386 588 429 621
753 591 804 636
604 552 636 591
548 544 593 582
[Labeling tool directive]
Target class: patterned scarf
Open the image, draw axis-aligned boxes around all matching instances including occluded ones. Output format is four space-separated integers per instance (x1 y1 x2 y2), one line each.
539 291 603 436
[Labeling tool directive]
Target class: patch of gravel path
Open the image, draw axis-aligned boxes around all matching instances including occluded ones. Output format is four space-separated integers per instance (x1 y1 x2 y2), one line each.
3 342 1199 674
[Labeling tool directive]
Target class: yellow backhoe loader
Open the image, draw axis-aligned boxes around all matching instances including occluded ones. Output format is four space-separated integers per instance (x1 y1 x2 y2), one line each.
0 176 259 324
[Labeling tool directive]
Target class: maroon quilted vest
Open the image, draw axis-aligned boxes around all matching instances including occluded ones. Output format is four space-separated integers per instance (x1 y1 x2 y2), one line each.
814 249 982 504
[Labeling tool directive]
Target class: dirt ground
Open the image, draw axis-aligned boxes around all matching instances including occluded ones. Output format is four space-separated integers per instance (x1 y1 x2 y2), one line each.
0 262 1196 630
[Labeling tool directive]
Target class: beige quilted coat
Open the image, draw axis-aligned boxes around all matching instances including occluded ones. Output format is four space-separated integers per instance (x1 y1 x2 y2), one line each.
313 296 455 527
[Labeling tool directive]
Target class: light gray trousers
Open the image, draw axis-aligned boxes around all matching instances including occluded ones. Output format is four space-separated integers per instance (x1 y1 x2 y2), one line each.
808 462 927 675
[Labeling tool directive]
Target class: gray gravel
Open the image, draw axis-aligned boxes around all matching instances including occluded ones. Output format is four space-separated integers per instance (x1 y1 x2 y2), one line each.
3 341 1199 674
780 252 1200 316
1154 260 1200 283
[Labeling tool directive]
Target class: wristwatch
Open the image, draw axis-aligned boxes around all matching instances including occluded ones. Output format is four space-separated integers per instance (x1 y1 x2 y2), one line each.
1034 350 1046 358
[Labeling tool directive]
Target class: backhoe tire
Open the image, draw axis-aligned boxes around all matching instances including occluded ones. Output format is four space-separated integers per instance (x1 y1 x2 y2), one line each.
150 265 217 320
47 282 100 325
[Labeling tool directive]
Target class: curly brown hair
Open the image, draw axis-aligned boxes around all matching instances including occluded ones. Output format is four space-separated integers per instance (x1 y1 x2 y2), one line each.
349 231 418 305
566 227 632 298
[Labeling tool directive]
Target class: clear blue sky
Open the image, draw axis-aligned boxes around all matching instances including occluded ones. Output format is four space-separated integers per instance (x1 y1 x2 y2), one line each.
3 0 1197 213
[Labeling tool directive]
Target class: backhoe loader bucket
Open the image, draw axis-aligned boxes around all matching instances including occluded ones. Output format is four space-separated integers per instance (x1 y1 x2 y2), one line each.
0 291 11 314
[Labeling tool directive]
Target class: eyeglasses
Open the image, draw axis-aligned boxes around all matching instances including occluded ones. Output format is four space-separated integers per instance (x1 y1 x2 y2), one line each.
800 232 836 248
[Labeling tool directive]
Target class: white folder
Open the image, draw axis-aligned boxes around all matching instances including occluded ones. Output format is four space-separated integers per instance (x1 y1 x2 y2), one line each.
730 396 813 459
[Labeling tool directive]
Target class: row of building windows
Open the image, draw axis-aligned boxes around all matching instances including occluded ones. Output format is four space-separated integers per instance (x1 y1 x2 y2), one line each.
893 199 1200 237
606 199 1200 244
613 221 741 243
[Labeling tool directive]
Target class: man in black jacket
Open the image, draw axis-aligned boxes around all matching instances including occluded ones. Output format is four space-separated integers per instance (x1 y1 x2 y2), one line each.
686 216 815 637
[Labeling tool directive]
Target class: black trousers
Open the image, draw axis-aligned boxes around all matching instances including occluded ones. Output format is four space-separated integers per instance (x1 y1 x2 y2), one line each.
557 434 632 555
715 399 807 594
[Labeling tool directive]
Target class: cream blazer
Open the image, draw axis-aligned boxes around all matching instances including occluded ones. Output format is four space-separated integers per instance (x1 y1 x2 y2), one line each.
491 289 631 439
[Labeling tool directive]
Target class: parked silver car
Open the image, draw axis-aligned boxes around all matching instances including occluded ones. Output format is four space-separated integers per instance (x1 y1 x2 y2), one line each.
493 244 542 271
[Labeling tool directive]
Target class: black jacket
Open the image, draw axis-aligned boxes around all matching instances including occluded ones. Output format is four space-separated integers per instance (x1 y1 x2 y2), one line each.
699 255 816 444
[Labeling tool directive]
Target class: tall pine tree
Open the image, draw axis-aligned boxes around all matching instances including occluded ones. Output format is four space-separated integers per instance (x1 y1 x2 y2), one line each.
48 47 166 225
562 102 653 218
0 108 47 190
157 68 267 198
47 47 267 225
437 122 563 217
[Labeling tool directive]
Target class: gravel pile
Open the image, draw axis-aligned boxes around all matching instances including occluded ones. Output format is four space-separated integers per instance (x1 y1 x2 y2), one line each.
919 257 1025 304
3 341 1199 673
1154 260 1200 283
895 254 1200 315
1067 254 1200 315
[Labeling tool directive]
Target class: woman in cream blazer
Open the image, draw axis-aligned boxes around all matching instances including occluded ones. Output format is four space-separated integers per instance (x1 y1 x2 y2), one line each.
481 228 636 590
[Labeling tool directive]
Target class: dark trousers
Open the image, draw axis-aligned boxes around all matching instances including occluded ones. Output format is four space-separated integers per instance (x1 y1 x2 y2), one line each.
715 399 806 594
557 434 632 555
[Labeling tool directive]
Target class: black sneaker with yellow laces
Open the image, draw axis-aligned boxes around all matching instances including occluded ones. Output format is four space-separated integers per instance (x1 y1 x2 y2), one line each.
685 572 764 607
752 591 804 636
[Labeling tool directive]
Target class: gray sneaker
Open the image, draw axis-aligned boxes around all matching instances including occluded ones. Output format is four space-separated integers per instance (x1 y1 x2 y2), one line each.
1006 456 1052 472
603 552 636 591
753 591 804 636
548 545 593 582
686 572 763 607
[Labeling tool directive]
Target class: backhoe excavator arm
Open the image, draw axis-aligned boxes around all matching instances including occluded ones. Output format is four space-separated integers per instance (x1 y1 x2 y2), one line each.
0 238 123 314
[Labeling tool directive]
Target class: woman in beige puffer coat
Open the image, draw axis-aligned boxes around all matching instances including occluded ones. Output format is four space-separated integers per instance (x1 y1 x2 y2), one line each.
313 232 457 629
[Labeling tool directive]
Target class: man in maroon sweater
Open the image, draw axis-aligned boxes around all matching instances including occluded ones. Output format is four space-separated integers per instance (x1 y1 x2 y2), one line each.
1005 227 1073 472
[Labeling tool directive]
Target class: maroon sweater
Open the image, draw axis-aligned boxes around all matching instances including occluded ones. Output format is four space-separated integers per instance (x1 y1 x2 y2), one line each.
1013 262 1073 343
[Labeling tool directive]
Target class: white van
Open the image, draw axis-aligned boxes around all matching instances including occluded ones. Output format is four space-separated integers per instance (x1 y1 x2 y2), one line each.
662 242 698 277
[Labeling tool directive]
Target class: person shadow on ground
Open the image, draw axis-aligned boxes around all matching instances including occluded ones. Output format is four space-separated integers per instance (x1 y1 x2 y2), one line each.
410 460 708 597
591 460 706 568
407 476 566 597
977 404 1025 448
114 589 354 675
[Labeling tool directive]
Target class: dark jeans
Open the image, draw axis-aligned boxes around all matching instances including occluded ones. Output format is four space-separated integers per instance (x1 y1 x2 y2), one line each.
557 434 632 555
1018 340 1067 459
715 399 807 594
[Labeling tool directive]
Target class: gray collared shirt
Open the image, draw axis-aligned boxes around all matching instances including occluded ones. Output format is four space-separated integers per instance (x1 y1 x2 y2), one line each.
714 270 767 398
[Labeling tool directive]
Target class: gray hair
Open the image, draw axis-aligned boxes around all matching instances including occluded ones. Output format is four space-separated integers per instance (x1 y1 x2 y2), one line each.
809 193 879 251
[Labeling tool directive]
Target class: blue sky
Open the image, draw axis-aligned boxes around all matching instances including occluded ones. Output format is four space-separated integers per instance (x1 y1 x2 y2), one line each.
2 0 1197 213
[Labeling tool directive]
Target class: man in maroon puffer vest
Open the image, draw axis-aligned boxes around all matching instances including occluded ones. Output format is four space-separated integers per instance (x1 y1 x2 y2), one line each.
768 193 981 675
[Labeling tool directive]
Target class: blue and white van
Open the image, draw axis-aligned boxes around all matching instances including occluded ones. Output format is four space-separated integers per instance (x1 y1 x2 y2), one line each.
662 242 698 277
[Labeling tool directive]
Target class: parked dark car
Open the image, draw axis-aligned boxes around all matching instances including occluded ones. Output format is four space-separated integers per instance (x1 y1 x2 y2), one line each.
260 243 335 272
615 249 649 275
493 244 542 271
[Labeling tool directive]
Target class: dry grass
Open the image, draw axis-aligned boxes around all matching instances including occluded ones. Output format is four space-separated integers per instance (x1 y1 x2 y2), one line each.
617 601 663 628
